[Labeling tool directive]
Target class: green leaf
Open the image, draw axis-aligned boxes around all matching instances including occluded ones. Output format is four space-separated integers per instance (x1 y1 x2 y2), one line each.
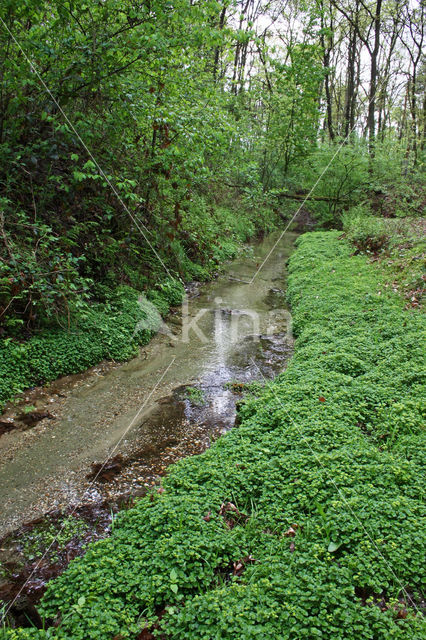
83 159 96 171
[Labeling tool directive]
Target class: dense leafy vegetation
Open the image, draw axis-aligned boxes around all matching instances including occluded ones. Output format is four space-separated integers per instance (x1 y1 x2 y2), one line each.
2 231 424 639
1 0 424 407
0 0 425 632
0 0 280 333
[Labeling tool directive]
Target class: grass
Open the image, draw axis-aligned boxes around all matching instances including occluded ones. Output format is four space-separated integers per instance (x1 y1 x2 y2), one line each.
2 230 425 640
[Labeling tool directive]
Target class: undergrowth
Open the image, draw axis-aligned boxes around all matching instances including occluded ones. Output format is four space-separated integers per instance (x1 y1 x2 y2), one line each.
343 208 425 305
0 279 184 410
0 199 278 410
2 231 425 639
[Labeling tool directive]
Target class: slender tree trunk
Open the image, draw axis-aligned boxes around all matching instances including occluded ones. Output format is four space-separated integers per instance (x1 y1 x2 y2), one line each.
398 83 409 141
320 1 335 140
351 43 361 132
213 4 227 82
367 0 383 158
410 69 418 165
378 8 402 142
343 23 357 139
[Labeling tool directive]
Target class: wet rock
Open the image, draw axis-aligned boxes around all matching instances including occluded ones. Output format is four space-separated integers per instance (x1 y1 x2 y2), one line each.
185 281 201 298
87 455 124 482
18 411 55 428
264 287 286 308
4 595 43 629
0 419 15 436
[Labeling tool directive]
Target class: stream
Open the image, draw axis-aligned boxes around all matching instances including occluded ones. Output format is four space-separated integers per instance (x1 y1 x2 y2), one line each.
0 230 297 623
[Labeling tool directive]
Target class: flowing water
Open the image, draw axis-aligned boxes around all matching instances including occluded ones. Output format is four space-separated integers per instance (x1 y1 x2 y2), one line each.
0 231 297 617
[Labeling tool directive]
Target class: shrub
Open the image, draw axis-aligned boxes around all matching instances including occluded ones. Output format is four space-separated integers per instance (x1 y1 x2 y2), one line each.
342 206 390 252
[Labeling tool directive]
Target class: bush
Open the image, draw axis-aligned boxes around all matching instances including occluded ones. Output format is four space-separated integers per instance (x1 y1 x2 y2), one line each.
282 138 425 229
342 205 390 252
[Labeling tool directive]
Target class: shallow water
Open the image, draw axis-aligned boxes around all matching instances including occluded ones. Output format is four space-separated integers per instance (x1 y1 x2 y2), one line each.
0 232 297 585
0 232 296 534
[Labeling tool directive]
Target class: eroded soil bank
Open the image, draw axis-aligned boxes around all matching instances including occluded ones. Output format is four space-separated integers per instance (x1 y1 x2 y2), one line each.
0 231 297 618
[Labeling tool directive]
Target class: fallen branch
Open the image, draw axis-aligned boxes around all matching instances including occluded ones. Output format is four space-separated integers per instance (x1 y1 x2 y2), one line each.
275 192 347 203
221 182 348 204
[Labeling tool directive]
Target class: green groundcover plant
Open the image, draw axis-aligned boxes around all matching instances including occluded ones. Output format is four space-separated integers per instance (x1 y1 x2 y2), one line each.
2 231 425 639
0 278 185 410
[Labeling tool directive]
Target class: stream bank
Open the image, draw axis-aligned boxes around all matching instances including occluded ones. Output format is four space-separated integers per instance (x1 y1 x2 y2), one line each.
0 231 298 620
2 230 424 640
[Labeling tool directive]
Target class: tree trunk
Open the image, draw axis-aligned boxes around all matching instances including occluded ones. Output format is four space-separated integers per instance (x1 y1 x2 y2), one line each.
410 69 418 165
213 4 227 82
367 0 383 158
344 22 357 139
320 1 335 140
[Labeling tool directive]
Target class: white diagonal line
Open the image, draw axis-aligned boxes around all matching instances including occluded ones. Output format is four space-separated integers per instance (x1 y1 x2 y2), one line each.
0 17 173 280
1 357 176 621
